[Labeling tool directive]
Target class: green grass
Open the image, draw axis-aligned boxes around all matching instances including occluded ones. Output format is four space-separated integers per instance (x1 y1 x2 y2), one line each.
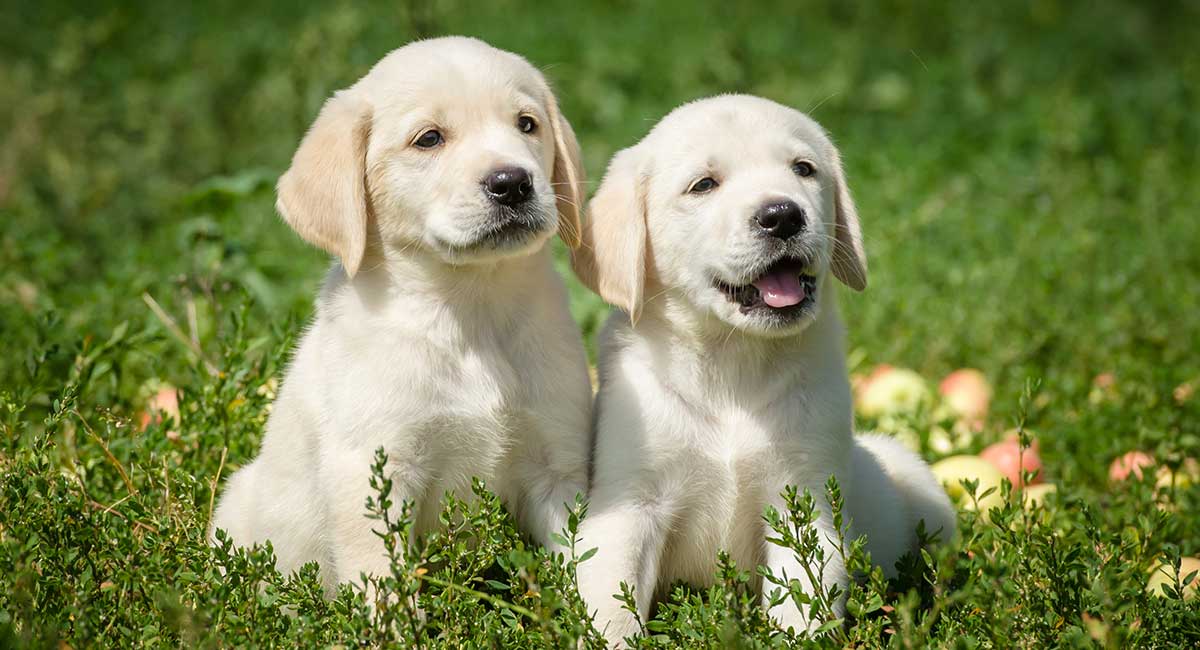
2 0 1199 646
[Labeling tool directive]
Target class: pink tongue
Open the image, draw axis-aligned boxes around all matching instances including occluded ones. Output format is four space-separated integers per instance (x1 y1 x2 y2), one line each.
752 272 806 308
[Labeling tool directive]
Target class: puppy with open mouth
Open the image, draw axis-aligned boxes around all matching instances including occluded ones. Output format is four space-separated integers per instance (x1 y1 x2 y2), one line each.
572 95 955 645
210 37 591 595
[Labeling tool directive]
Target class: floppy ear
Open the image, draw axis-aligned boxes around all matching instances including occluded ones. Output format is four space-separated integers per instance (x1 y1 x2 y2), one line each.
276 90 373 278
571 147 648 319
545 90 586 249
829 148 868 291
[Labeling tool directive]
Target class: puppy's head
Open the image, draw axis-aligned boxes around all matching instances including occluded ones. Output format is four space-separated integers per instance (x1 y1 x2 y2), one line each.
574 95 866 336
277 37 585 275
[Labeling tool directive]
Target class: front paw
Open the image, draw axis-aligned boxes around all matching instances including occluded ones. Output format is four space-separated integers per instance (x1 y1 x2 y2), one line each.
768 598 819 635
766 588 845 637
581 595 642 649
593 611 641 649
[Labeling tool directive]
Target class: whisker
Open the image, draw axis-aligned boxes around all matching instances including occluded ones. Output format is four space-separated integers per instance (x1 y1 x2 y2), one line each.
807 91 840 115
552 193 581 210
719 318 738 357
642 286 672 306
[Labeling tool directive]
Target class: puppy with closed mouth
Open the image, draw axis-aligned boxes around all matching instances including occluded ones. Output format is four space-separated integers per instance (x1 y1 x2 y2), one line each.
572 94 955 644
210 37 591 595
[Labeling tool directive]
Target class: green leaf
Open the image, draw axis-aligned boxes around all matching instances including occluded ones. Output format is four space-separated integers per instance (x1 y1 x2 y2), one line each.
815 618 845 633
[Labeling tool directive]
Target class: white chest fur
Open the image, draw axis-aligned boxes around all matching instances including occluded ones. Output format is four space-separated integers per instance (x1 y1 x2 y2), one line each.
212 253 592 591
612 351 851 589
581 293 855 614
578 293 954 645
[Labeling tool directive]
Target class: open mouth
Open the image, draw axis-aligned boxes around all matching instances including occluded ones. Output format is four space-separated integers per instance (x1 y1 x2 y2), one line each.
713 257 818 316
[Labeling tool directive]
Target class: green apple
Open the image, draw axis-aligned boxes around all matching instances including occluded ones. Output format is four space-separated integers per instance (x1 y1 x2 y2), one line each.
931 455 1007 512
1155 458 1200 490
1021 483 1057 509
928 427 955 455
857 366 931 418
1147 557 1200 600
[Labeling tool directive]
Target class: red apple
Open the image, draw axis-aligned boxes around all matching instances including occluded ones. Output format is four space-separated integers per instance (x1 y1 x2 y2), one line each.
852 364 892 400
1088 372 1118 405
938 368 991 425
138 384 180 431
849 372 866 395
1175 381 1195 404
980 436 1043 487
1109 450 1154 482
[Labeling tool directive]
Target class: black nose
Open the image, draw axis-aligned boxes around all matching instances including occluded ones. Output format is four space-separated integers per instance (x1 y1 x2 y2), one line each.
754 201 806 240
483 166 533 206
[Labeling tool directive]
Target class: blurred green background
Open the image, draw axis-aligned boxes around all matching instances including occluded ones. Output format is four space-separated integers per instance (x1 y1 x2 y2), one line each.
1 0 1197 476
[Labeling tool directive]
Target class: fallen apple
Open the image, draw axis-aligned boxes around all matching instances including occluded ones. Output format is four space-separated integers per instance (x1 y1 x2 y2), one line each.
928 427 955 455
1155 458 1200 490
1175 381 1195 404
1021 483 1057 509
1088 372 1118 405
880 426 921 453
860 363 894 387
138 384 180 431
1147 557 1200 600
923 419 979 455
1109 450 1154 482
849 372 867 396
949 418 981 449
857 366 931 418
938 368 991 425
980 436 1043 487
852 364 892 402
931 454 1007 512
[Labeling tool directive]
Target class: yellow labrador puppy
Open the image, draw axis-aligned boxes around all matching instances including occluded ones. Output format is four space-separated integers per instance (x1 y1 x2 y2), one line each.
573 95 954 644
211 37 591 595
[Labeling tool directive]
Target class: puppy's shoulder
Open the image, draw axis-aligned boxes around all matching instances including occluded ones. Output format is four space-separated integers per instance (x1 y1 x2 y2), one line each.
594 310 650 376
596 309 631 352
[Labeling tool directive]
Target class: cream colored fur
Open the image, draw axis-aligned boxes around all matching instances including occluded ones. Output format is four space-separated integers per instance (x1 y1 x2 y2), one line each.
210 37 591 596
572 95 955 646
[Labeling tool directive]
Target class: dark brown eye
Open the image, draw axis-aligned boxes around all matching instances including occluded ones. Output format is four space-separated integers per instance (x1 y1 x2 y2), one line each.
518 115 538 134
792 161 816 177
689 177 718 194
414 129 443 149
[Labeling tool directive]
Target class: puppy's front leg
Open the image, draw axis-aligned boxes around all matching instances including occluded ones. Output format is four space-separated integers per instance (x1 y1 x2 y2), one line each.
510 409 590 554
518 465 587 556
320 446 427 589
762 489 849 635
576 505 667 648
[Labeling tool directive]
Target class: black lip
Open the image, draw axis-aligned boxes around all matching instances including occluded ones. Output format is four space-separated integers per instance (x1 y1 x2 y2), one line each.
713 257 818 317
466 208 549 249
